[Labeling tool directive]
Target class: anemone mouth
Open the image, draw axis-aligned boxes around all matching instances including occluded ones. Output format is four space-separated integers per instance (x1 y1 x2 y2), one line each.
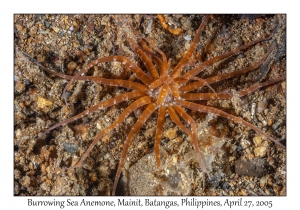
147 88 159 99
147 76 179 106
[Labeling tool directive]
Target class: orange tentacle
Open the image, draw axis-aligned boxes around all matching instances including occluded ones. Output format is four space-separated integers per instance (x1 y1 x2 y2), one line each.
236 76 285 97
39 69 149 92
125 34 160 80
179 45 275 92
45 91 146 133
178 36 273 85
154 106 166 168
112 103 157 195
180 92 232 100
175 100 285 148
168 105 209 187
143 38 169 76
168 106 191 135
170 15 210 78
173 105 209 186
62 56 153 106
129 24 164 74
68 96 152 171
180 76 285 100
157 14 184 35
136 48 160 80
169 79 180 99
156 83 170 106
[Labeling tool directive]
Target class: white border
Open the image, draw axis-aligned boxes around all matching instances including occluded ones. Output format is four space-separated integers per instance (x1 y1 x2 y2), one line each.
2 0 298 209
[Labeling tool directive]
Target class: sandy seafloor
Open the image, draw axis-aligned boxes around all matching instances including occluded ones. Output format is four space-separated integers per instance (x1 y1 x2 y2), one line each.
14 14 286 196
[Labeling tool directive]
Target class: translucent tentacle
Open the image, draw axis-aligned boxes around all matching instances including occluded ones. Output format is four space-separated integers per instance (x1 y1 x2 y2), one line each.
179 45 275 92
177 36 273 85
180 76 285 100
173 105 209 188
175 100 285 148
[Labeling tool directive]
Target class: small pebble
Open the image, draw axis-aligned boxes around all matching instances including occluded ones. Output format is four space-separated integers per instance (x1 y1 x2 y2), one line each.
164 128 177 140
89 172 97 182
21 176 31 188
272 120 282 130
251 102 256 117
28 85 37 95
15 129 22 139
229 156 236 162
240 138 251 149
281 81 286 93
67 61 77 71
259 176 267 187
52 26 60 33
145 19 153 34
37 97 53 112
257 98 268 113
254 146 267 157
268 119 273 126
279 186 286 196
44 21 50 28
184 34 192 41
37 54 46 62
63 142 78 155
253 136 262 146
240 189 247 196
235 157 267 177
15 24 22 31
98 165 110 177
273 184 283 194
224 165 233 176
